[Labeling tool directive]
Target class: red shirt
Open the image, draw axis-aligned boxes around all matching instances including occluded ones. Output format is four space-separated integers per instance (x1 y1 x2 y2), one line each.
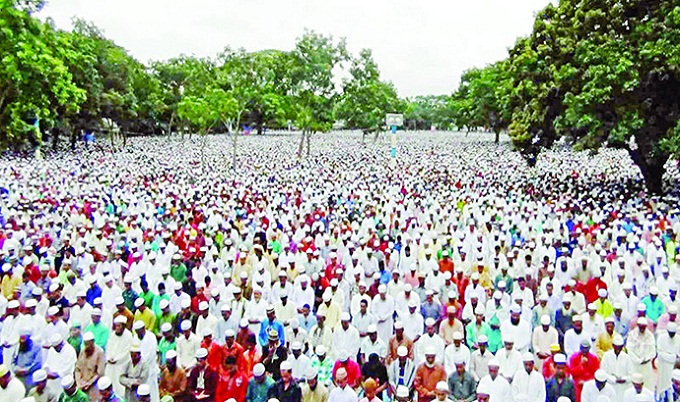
332 360 362 388
216 369 248 402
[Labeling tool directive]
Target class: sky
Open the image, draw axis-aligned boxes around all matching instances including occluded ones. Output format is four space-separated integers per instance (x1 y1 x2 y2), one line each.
39 0 552 97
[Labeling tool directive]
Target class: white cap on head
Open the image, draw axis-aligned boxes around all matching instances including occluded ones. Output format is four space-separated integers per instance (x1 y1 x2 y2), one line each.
195 348 208 359
165 350 177 360
137 384 151 396
32 369 47 382
395 386 410 398
83 332 95 342
397 346 408 357
133 320 145 330
253 363 266 377
97 376 112 390
540 315 551 326
594 369 607 382
61 374 75 389
435 381 449 392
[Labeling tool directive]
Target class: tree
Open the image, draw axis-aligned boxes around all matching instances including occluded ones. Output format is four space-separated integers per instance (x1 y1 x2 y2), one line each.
290 30 349 157
335 49 401 142
403 95 454 131
451 61 512 143
0 0 86 150
177 95 215 163
503 0 680 193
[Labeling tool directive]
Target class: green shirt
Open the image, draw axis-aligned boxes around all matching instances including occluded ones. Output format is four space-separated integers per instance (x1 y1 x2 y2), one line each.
487 328 503 354
84 321 109 351
58 389 90 402
158 338 176 365
67 335 82 356
155 312 176 335
246 376 275 402
170 263 187 283
465 322 491 348
140 290 156 308
152 294 171 318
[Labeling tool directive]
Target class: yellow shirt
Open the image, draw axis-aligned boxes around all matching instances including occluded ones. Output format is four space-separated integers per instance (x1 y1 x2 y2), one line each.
134 307 157 331
1 275 20 299
318 301 342 329
595 330 619 358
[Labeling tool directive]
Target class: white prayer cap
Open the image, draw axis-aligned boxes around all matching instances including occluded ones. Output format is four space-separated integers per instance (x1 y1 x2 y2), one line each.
631 372 644 384
672 368 680 381
435 381 449 392
340 312 351 321
397 346 408 357
253 363 266 377
114 315 127 325
553 354 567 364
315 345 326 356
97 376 113 390
202 327 213 337
540 315 551 325
522 352 534 362
133 320 145 330
395 386 410 398
425 318 436 327
556 397 572 402
424 346 437 356
137 384 151 396
47 306 59 316
25 299 37 308
134 298 144 308
195 348 208 359
165 350 177 360
159 299 170 309
488 358 500 367
83 332 95 342
61 374 75 388
280 361 292 371
32 369 47 382
594 369 607 382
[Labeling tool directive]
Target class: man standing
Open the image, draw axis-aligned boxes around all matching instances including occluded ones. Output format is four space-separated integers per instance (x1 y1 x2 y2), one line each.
42 333 77 397
58 374 88 402
105 316 133 397
388 346 416 396
568 339 599 401
476 359 511 402
97 376 124 402
545 354 576 402
75 332 105 401
658 323 680 397
446 356 476 402
300 367 328 402
627 317 657 390
580 370 616 402
511 353 545 402
160 350 188 401
188 348 218 402
267 361 302 402
415 348 447 402
245 363 274 402
622 372 654 402
599 335 632 400
0 364 25 402
133 320 160 402
119 344 149 402
327 368 357 402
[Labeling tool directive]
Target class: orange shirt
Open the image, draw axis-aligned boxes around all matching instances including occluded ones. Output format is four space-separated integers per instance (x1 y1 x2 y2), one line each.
414 363 447 402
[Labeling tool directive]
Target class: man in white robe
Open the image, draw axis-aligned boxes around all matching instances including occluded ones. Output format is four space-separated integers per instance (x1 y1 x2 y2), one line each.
657 323 680 396
476 359 512 402
371 285 395 343
134 320 160 402
600 335 633 400
511 352 546 402
105 315 133 397
43 333 77 396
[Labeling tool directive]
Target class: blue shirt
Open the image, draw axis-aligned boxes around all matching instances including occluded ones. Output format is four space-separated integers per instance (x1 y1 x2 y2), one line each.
258 319 285 347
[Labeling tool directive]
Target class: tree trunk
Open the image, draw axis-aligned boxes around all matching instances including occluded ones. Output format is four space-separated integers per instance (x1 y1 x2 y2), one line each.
494 129 500 144
70 129 77 150
372 130 379 143
168 112 175 138
629 149 666 194
297 130 305 158
306 131 311 157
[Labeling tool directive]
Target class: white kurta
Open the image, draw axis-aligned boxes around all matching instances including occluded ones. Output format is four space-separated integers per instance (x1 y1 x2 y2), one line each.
138 331 160 402
580 380 617 402
105 330 133 397
332 325 361 359
414 333 445 366
622 387 655 402
0 377 26 402
477 375 512 402
626 328 656 390
371 295 395 343
443 344 470 375
43 343 77 395
495 348 523 381
511 369 546 402
657 331 680 394
600 349 633 400
500 319 532 352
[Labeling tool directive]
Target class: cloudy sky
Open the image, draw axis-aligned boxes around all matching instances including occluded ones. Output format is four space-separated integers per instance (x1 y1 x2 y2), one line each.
39 0 551 97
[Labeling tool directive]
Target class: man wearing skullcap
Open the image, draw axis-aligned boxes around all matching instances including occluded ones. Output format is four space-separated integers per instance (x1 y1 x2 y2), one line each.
327 368 357 402
415 347 447 402
28 369 58 402
568 339 600 401
626 317 656 390
446 355 476 402
246 363 274 402
105 316 133 396
113 297 135 330
658 323 680 395
59 374 88 402
358 378 380 402
580 370 616 402
158 323 178 366
266 360 302 402
119 344 149 402
42 333 77 396
187 348 218 402
371 285 395 343
75 332 105 400
387 321 414 364
476 359 511 402
546 354 576 402
622 372 654 402
512 353 545 402
160 351 187 401
261 329 288 381
388 346 416 395
12 330 42 389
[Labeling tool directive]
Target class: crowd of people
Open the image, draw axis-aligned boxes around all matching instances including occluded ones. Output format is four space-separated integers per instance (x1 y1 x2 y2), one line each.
0 131 679 402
